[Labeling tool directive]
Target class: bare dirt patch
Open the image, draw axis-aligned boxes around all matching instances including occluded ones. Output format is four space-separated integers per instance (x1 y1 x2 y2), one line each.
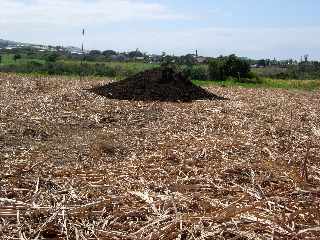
0 73 319 239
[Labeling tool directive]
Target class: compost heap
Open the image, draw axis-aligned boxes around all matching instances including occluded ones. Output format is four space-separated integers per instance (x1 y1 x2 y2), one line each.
91 67 224 101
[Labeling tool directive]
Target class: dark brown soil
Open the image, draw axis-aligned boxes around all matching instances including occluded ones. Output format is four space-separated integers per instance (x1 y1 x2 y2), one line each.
90 67 226 101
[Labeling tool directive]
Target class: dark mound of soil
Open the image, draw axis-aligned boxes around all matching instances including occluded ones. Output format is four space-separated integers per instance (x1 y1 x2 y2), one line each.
90 67 226 102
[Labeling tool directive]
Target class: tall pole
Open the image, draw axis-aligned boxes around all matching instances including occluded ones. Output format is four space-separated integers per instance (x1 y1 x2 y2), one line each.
80 28 85 81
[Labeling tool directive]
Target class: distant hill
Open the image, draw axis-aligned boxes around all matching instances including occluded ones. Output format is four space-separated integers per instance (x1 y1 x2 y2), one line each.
0 39 20 47
0 39 84 54
0 38 45 49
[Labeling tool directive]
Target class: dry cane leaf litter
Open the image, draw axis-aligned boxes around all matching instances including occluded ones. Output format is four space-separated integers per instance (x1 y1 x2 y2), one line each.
0 73 319 239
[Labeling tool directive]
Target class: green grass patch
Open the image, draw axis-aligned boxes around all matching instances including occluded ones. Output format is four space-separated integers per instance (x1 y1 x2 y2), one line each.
193 78 320 91
59 61 159 78
0 54 15 65
60 60 158 74
0 58 159 78
0 54 45 65
260 78 320 91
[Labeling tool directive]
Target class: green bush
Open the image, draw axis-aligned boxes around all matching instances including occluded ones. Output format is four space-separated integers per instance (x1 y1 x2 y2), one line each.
208 59 226 81
190 65 208 80
237 77 263 84
243 71 262 83
208 55 251 81
182 65 208 80
13 54 22 62
93 63 116 77
254 63 320 80
0 61 45 73
224 54 250 78
45 53 59 63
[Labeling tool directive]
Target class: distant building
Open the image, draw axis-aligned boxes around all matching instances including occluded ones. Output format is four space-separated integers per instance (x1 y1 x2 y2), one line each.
135 56 145 61
196 56 208 64
148 54 162 63
71 51 83 55
65 46 88 54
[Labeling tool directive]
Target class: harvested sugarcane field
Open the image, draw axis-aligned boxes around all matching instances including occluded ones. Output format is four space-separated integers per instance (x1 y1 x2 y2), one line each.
0 72 319 240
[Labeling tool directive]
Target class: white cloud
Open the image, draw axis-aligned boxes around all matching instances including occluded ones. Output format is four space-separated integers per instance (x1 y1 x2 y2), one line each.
0 0 186 49
0 0 184 26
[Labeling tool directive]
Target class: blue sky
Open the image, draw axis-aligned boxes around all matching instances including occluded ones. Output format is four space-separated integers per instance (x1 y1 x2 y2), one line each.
1 0 320 59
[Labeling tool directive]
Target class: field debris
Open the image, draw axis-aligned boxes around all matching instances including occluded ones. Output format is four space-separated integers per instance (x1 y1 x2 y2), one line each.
0 73 320 239
90 67 225 101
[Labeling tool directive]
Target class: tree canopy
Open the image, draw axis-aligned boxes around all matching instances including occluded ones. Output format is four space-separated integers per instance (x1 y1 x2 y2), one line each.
208 54 250 81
